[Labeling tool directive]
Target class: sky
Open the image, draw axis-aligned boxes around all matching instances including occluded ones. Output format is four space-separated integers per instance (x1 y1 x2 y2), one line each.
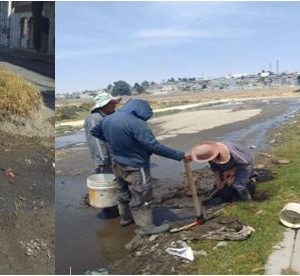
56 1 300 93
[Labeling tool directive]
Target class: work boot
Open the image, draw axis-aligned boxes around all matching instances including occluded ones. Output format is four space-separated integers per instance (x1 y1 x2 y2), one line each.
117 202 134 227
131 206 170 235
237 188 252 201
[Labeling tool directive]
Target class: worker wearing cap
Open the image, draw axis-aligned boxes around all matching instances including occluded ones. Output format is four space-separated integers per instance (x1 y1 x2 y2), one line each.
84 92 121 174
191 141 255 203
91 99 192 235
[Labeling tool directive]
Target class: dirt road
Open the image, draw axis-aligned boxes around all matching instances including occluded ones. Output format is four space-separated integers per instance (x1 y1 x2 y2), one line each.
55 97 300 274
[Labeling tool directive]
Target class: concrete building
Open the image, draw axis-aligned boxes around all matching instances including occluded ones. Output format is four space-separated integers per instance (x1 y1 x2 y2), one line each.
0 1 54 55
0 1 12 46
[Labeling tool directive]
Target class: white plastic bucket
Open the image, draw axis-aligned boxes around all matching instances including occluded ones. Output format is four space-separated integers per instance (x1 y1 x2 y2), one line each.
87 174 117 208
279 202 300 229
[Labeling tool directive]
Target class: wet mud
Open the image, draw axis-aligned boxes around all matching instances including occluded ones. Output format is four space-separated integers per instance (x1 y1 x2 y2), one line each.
108 215 253 275
55 98 300 274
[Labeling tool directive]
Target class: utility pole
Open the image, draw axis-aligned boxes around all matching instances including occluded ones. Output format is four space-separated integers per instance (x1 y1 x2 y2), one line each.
276 60 280 75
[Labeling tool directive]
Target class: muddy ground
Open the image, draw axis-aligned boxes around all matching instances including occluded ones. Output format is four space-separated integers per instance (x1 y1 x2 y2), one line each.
55 98 300 274
0 132 54 274
107 165 274 275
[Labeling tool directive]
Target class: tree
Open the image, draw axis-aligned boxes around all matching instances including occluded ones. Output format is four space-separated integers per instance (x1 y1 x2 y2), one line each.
168 77 175 83
111 80 131 96
133 82 144 94
104 84 113 93
141 80 150 90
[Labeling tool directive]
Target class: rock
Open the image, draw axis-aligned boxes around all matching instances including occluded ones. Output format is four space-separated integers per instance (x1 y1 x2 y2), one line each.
125 234 142 251
150 243 159 251
169 240 189 248
270 139 276 144
135 251 142 257
255 164 265 169
148 235 158 242
259 152 272 158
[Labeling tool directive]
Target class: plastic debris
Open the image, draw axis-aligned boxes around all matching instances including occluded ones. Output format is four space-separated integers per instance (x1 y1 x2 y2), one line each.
275 159 290 164
2 168 15 181
165 246 194 261
216 241 228 247
25 159 32 165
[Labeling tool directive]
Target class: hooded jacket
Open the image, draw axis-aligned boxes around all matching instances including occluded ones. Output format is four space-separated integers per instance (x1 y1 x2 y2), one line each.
91 99 185 168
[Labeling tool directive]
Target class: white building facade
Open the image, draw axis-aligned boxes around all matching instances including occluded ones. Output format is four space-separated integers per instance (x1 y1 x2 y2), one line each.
0 1 54 55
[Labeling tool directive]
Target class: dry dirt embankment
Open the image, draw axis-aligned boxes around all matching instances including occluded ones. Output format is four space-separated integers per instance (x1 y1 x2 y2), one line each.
0 70 54 274
55 87 299 134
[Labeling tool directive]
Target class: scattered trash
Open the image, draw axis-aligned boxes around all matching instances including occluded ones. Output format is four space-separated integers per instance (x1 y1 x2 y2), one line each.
52 162 55 168
2 168 15 183
269 139 276 144
25 159 32 165
216 241 228 247
252 267 265 273
135 251 142 257
259 152 272 158
19 239 50 258
166 246 194 261
182 217 255 241
255 210 264 215
250 145 257 149
213 241 228 250
149 234 159 242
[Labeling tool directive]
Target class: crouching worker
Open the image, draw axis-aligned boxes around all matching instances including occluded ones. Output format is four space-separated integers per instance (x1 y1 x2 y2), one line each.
191 141 255 204
91 99 191 235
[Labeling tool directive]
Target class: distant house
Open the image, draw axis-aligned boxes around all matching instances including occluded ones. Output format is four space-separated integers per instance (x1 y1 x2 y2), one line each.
260 72 271 77
0 1 54 55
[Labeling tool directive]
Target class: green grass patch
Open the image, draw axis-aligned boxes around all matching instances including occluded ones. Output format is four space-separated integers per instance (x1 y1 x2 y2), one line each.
188 114 300 274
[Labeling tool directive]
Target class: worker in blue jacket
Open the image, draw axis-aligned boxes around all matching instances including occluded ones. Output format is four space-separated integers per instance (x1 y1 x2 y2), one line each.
91 99 191 235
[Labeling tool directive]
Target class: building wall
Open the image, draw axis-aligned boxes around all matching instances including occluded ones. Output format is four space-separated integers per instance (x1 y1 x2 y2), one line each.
43 1 54 55
0 1 12 46
0 1 54 55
